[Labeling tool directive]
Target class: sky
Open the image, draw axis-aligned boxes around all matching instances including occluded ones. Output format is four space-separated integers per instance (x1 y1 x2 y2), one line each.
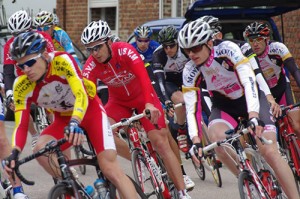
3 0 56 20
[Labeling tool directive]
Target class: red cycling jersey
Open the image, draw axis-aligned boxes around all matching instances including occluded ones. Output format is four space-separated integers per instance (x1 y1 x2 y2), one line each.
82 42 166 131
3 31 55 76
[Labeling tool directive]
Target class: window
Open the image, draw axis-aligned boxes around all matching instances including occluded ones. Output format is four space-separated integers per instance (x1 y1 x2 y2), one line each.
91 7 116 30
89 0 118 35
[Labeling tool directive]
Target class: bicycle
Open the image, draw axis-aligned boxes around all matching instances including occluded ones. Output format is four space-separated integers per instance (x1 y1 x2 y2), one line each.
188 119 222 188
0 166 12 199
12 134 147 199
276 102 300 191
202 124 287 199
111 110 178 199
33 105 86 176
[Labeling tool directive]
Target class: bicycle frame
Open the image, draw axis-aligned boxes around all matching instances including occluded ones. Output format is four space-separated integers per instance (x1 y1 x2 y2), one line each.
277 105 300 178
203 129 278 199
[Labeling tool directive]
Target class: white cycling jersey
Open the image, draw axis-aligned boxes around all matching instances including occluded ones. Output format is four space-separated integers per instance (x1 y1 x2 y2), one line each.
183 40 259 140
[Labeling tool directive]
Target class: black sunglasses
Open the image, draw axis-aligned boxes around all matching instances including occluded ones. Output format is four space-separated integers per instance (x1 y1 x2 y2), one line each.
86 43 105 53
17 54 41 70
183 45 204 54
163 43 177 49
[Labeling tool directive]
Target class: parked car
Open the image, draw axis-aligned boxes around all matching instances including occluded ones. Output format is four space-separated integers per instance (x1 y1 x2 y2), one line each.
127 0 300 44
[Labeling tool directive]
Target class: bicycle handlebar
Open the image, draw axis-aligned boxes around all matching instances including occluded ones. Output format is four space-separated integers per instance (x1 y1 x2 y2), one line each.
280 102 300 112
14 138 68 185
202 128 273 154
111 109 151 130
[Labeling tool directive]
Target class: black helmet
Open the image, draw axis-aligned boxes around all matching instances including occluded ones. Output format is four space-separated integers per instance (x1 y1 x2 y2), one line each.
10 31 46 60
244 22 270 39
157 25 178 44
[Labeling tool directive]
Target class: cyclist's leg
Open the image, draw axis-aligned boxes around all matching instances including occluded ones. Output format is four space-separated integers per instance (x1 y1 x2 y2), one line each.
208 108 240 176
83 98 138 198
140 98 187 195
258 94 299 199
33 114 72 177
105 100 132 161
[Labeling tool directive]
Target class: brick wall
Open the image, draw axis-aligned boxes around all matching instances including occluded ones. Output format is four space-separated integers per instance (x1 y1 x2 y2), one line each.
118 0 160 41
273 9 300 101
56 0 88 50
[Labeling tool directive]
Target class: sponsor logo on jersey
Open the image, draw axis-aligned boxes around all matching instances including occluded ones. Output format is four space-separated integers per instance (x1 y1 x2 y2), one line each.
118 48 139 61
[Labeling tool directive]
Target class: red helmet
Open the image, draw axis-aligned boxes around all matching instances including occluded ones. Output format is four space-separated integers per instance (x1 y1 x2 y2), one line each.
244 22 270 39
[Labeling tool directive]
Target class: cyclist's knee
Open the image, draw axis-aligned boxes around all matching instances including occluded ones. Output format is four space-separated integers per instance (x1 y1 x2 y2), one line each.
170 91 184 104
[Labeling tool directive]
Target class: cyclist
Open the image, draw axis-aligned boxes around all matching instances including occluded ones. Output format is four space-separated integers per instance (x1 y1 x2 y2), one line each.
81 20 191 199
200 16 281 117
3 31 139 198
33 10 82 69
131 25 160 64
244 21 300 135
152 25 190 154
178 20 299 199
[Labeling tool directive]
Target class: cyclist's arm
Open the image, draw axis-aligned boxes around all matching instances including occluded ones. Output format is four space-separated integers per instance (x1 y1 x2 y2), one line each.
12 76 33 151
3 64 16 97
123 45 155 105
59 30 82 69
182 85 203 143
284 57 300 87
56 54 88 121
152 50 170 103
235 58 260 116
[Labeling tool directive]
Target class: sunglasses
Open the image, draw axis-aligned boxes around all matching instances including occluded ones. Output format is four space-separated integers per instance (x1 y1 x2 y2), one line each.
137 38 150 43
183 44 204 54
248 37 266 44
17 54 41 70
86 43 105 53
37 25 52 31
163 43 177 49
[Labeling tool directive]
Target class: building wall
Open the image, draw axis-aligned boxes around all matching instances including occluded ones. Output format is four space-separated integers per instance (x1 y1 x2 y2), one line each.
56 0 299 101
273 10 300 101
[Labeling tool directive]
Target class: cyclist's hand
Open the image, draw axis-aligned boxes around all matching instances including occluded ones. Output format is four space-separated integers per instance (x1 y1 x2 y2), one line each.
189 143 203 167
6 94 15 111
145 103 161 124
2 149 20 178
247 117 265 138
267 98 282 118
165 100 175 117
64 119 84 146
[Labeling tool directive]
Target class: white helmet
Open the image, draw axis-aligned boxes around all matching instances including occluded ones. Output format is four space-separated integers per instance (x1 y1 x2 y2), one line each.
178 20 213 49
53 14 59 26
34 11 54 26
81 20 111 45
7 10 32 35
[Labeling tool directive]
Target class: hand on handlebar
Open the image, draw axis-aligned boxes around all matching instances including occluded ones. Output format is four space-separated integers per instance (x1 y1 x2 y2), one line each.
247 117 265 138
165 100 175 117
145 103 161 124
189 143 203 167
64 119 85 146
267 98 282 118
2 149 20 182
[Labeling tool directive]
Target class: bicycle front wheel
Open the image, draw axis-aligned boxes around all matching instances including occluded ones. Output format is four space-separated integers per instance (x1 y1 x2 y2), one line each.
48 183 81 199
206 152 222 187
131 149 164 199
238 171 265 199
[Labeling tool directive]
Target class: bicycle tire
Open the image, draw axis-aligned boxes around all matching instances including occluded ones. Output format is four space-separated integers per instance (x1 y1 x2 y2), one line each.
156 153 179 199
206 152 222 187
73 147 86 175
192 160 205 180
238 171 267 199
109 174 148 199
131 149 164 199
48 183 81 199
290 136 300 192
